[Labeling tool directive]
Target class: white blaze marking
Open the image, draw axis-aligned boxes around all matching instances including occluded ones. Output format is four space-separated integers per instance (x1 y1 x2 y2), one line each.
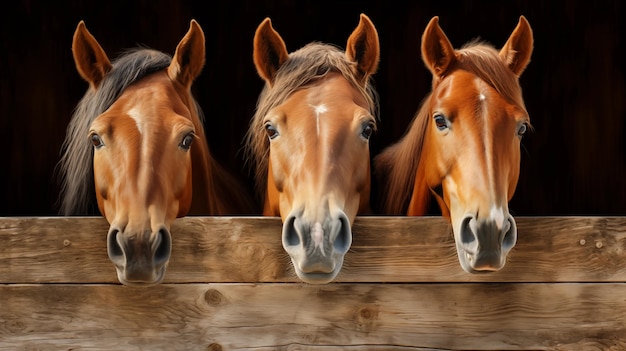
475 79 498 203
490 206 505 230
312 222 325 256
128 107 143 135
312 104 328 136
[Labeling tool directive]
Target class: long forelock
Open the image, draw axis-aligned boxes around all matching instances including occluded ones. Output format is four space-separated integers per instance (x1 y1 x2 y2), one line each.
457 41 525 110
57 48 172 215
244 42 379 199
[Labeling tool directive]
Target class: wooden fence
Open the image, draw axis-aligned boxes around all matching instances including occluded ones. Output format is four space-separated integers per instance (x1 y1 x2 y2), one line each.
1 216 625 350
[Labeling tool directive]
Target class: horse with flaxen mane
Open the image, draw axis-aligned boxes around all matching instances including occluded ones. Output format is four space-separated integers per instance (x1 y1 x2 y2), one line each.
245 14 380 284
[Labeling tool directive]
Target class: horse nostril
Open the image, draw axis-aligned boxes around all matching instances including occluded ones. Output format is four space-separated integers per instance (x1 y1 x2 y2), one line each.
107 228 124 262
153 228 171 267
501 216 517 251
333 215 352 254
282 215 300 248
460 216 477 245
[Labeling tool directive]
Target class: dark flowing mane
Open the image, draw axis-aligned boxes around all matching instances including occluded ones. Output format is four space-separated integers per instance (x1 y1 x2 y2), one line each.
374 41 527 214
58 48 173 215
244 42 379 201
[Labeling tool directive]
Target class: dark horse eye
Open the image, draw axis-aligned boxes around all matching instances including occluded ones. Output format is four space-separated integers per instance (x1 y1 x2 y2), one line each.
179 132 195 150
434 114 448 131
518 123 528 137
361 122 375 140
90 133 104 149
265 123 279 140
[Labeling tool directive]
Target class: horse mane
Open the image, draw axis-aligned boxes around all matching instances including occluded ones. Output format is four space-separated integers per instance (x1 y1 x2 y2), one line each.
457 40 526 109
373 96 430 214
374 41 527 214
57 48 173 215
244 42 379 201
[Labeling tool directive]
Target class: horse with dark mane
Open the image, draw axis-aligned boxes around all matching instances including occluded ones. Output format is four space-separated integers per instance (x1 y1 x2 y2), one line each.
59 20 255 286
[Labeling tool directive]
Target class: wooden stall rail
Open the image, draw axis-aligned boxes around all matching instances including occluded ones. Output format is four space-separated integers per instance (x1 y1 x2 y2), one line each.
1 216 625 350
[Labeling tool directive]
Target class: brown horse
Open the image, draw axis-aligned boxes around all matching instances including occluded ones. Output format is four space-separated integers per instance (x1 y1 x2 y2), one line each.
245 14 380 284
58 20 255 286
374 16 533 273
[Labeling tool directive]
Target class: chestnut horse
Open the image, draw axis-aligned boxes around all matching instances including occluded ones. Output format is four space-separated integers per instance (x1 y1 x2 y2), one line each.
58 20 255 286
245 14 380 284
374 16 533 273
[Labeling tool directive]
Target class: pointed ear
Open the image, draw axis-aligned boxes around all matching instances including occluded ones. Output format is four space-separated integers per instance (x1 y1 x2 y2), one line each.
346 13 380 83
253 18 289 86
421 16 456 77
499 16 533 77
168 19 206 88
72 21 112 89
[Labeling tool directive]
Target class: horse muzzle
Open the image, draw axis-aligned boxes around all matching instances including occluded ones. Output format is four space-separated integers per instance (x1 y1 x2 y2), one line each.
455 213 517 273
281 210 352 284
106 226 172 286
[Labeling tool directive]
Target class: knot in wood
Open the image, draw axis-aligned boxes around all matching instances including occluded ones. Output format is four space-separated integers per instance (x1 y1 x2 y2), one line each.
354 304 379 332
205 289 225 306
359 307 374 320
207 343 223 351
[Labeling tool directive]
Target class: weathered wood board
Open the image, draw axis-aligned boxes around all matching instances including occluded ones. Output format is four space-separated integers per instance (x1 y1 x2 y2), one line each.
1 217 625 283
2 283 625 350
1 216 625 350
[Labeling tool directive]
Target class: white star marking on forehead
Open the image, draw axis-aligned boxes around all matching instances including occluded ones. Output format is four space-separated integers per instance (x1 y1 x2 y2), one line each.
312 104 328 136
128 107 143 135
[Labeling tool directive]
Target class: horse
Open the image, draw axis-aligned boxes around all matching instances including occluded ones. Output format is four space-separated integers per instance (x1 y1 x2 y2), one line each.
374 16 533 273
58 20 256 286
244 14 380 284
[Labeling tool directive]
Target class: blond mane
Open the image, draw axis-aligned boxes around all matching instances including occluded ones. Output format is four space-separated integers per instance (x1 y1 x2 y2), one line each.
244 42 379 200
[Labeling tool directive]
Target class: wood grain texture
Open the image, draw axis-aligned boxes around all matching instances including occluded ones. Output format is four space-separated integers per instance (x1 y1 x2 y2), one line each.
2 217 625 350
1 216 626 283
1 283 625 350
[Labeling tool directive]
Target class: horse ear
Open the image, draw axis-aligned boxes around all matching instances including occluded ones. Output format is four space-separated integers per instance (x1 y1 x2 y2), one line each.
346 13 380 83
253 18 289 86
499 16 533 77
421 16 456 78
72 21 112 89
168 19 206 87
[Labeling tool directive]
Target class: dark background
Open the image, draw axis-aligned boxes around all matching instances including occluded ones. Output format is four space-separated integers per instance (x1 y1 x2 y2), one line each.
1 1 624 216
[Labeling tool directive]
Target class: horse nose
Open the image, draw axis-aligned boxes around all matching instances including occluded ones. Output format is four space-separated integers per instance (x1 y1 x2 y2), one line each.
458 214 517 272
106 226 171 285
281 211 352 284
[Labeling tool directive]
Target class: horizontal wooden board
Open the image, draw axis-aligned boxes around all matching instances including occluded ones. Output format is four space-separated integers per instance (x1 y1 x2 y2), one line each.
1 216 625 283
1 283 625 350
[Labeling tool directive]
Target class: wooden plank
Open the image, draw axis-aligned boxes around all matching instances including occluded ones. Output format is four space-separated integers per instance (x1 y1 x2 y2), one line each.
1 283 625 350
1 216 625 283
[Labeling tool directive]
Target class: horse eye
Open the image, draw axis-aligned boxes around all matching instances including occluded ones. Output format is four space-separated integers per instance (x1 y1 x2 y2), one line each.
90 133 104 149
434 114 448 131
517 123 528 137
361 122 375 140
265 123 279 140
179 132 195 150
